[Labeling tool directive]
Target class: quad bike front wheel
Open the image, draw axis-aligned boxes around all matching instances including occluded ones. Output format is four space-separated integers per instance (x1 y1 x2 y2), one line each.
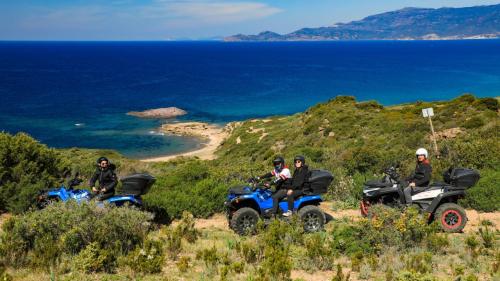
435 203 467 233
230 207 259 235
299 205 326 233
360 200 371 217
37 195 58 209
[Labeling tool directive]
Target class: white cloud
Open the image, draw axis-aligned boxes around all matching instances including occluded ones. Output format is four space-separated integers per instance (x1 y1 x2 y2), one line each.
142 1 282 24
6 1 283 39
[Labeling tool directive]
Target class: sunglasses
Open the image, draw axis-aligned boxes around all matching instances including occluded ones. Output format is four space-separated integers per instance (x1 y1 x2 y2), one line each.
295 160 302 163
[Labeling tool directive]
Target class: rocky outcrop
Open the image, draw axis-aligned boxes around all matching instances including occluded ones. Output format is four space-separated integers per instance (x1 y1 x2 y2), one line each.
128 107 187 119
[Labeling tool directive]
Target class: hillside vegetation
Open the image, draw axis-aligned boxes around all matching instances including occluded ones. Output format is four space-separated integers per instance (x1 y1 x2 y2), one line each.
0 94 498 217
0 94 499 280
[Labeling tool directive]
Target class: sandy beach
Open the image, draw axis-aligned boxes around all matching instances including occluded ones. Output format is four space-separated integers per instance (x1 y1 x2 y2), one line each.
141 122 232 162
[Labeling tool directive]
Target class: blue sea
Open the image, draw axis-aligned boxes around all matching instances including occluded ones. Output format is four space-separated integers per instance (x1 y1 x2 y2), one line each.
1 40 499 158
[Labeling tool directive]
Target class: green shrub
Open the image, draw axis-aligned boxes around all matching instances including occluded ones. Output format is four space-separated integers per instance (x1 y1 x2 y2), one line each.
355 100 384 110
0 201 152 270
404 251 433 274
254 220 293 281
426 233 449 253
302 232 335 270
394 271 437 281
474 97 499 111
330 221 370 255
162 227 182 261
196 245 221 273
0 263 12 281
120 238 165 274
460 170 500 211
331 264 350 281
143 160 234 219
74 242 114 273
463 116 484 129
175 211 200 243
0 132 64 213
330 207 438 257
236 239 262 264
176 256 191 273
478 222 496 249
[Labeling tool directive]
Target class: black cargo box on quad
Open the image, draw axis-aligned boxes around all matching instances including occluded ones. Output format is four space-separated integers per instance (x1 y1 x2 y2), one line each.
305 170 334 194
120 173 156 195
443 168 480 189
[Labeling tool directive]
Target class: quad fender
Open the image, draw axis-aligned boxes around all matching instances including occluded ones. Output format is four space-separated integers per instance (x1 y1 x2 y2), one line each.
296 195 323 210
228 198 261 214
426 190 465 213
47 188 69 201
106 195 142 207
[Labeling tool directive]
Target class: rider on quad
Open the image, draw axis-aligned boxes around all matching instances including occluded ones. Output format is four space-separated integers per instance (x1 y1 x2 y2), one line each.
403 148 432 205
89 157 118 201
256 156 292 216
281 155 310 217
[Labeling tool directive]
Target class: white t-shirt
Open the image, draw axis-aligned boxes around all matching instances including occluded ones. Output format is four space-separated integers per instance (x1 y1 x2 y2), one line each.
271 168 291 181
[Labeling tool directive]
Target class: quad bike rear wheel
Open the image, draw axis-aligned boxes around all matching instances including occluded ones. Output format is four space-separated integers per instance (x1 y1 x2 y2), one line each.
230 207 259 235
435 203 467 233
299 205 325 233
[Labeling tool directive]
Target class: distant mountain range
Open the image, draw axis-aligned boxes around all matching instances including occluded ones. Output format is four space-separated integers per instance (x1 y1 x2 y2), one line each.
225 4 500 41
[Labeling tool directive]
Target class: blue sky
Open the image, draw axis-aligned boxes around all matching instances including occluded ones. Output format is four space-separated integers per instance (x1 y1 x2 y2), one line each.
1 0 498 40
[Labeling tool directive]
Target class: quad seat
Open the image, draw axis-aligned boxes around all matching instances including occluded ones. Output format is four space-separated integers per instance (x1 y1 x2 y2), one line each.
229 185 253 195
364 180 393 189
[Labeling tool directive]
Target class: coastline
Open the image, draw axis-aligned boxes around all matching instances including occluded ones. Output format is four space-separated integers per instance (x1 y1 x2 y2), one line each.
140 121 234 162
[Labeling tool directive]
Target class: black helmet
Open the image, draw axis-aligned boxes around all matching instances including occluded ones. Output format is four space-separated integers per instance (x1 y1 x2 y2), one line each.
97 157 109 164
294 155 306 164
273 156 285 167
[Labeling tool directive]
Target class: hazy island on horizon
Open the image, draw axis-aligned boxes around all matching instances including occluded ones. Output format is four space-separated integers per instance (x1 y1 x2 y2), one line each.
225 4 500 42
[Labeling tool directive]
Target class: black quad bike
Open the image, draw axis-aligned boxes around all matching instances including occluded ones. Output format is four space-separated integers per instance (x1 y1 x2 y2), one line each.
360 167 480 233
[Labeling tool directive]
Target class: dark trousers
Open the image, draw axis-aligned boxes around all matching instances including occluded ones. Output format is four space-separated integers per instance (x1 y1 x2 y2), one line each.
272 189 304 214
287 189 303 211
403 186 427 204
272 189 288 214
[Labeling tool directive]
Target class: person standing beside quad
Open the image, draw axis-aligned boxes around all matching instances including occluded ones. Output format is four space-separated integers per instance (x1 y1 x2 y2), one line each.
89 157 118 201
255 156 292 216
404 148 432 205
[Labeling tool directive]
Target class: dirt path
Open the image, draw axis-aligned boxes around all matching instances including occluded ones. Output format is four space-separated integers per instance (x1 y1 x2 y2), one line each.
0 213 11 229
171 203 499 234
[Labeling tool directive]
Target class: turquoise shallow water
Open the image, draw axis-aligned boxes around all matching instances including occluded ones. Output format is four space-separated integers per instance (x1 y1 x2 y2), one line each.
0 40 499 158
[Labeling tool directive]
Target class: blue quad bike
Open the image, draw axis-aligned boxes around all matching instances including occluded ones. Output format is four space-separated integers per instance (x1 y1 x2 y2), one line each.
37 172 156 208
225 170 334 235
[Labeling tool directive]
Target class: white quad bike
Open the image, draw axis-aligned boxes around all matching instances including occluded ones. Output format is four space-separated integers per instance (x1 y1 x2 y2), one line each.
360 167 480 233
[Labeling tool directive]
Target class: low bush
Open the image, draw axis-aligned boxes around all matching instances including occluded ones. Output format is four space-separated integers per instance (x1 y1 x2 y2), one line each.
0 132 64 213
119 238 165 274
73 242 115 273
143 160 238 219
460 169 500 212
330 206 440 257
0 201 153 271
258 220 294 280
302 232 335 270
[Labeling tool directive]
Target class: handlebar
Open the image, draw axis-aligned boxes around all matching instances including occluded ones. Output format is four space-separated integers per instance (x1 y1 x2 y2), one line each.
383 167 400 182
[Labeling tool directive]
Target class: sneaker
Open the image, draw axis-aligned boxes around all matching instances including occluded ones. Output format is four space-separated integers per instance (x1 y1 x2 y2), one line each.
282 210 293 217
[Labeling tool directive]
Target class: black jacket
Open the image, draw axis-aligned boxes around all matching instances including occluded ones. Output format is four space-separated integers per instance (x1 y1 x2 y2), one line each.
407 161 432 187
290 165 309 191
89 167 117 193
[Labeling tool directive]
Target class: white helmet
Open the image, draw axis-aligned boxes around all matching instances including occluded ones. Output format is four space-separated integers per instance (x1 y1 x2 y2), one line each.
416 148 428 158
